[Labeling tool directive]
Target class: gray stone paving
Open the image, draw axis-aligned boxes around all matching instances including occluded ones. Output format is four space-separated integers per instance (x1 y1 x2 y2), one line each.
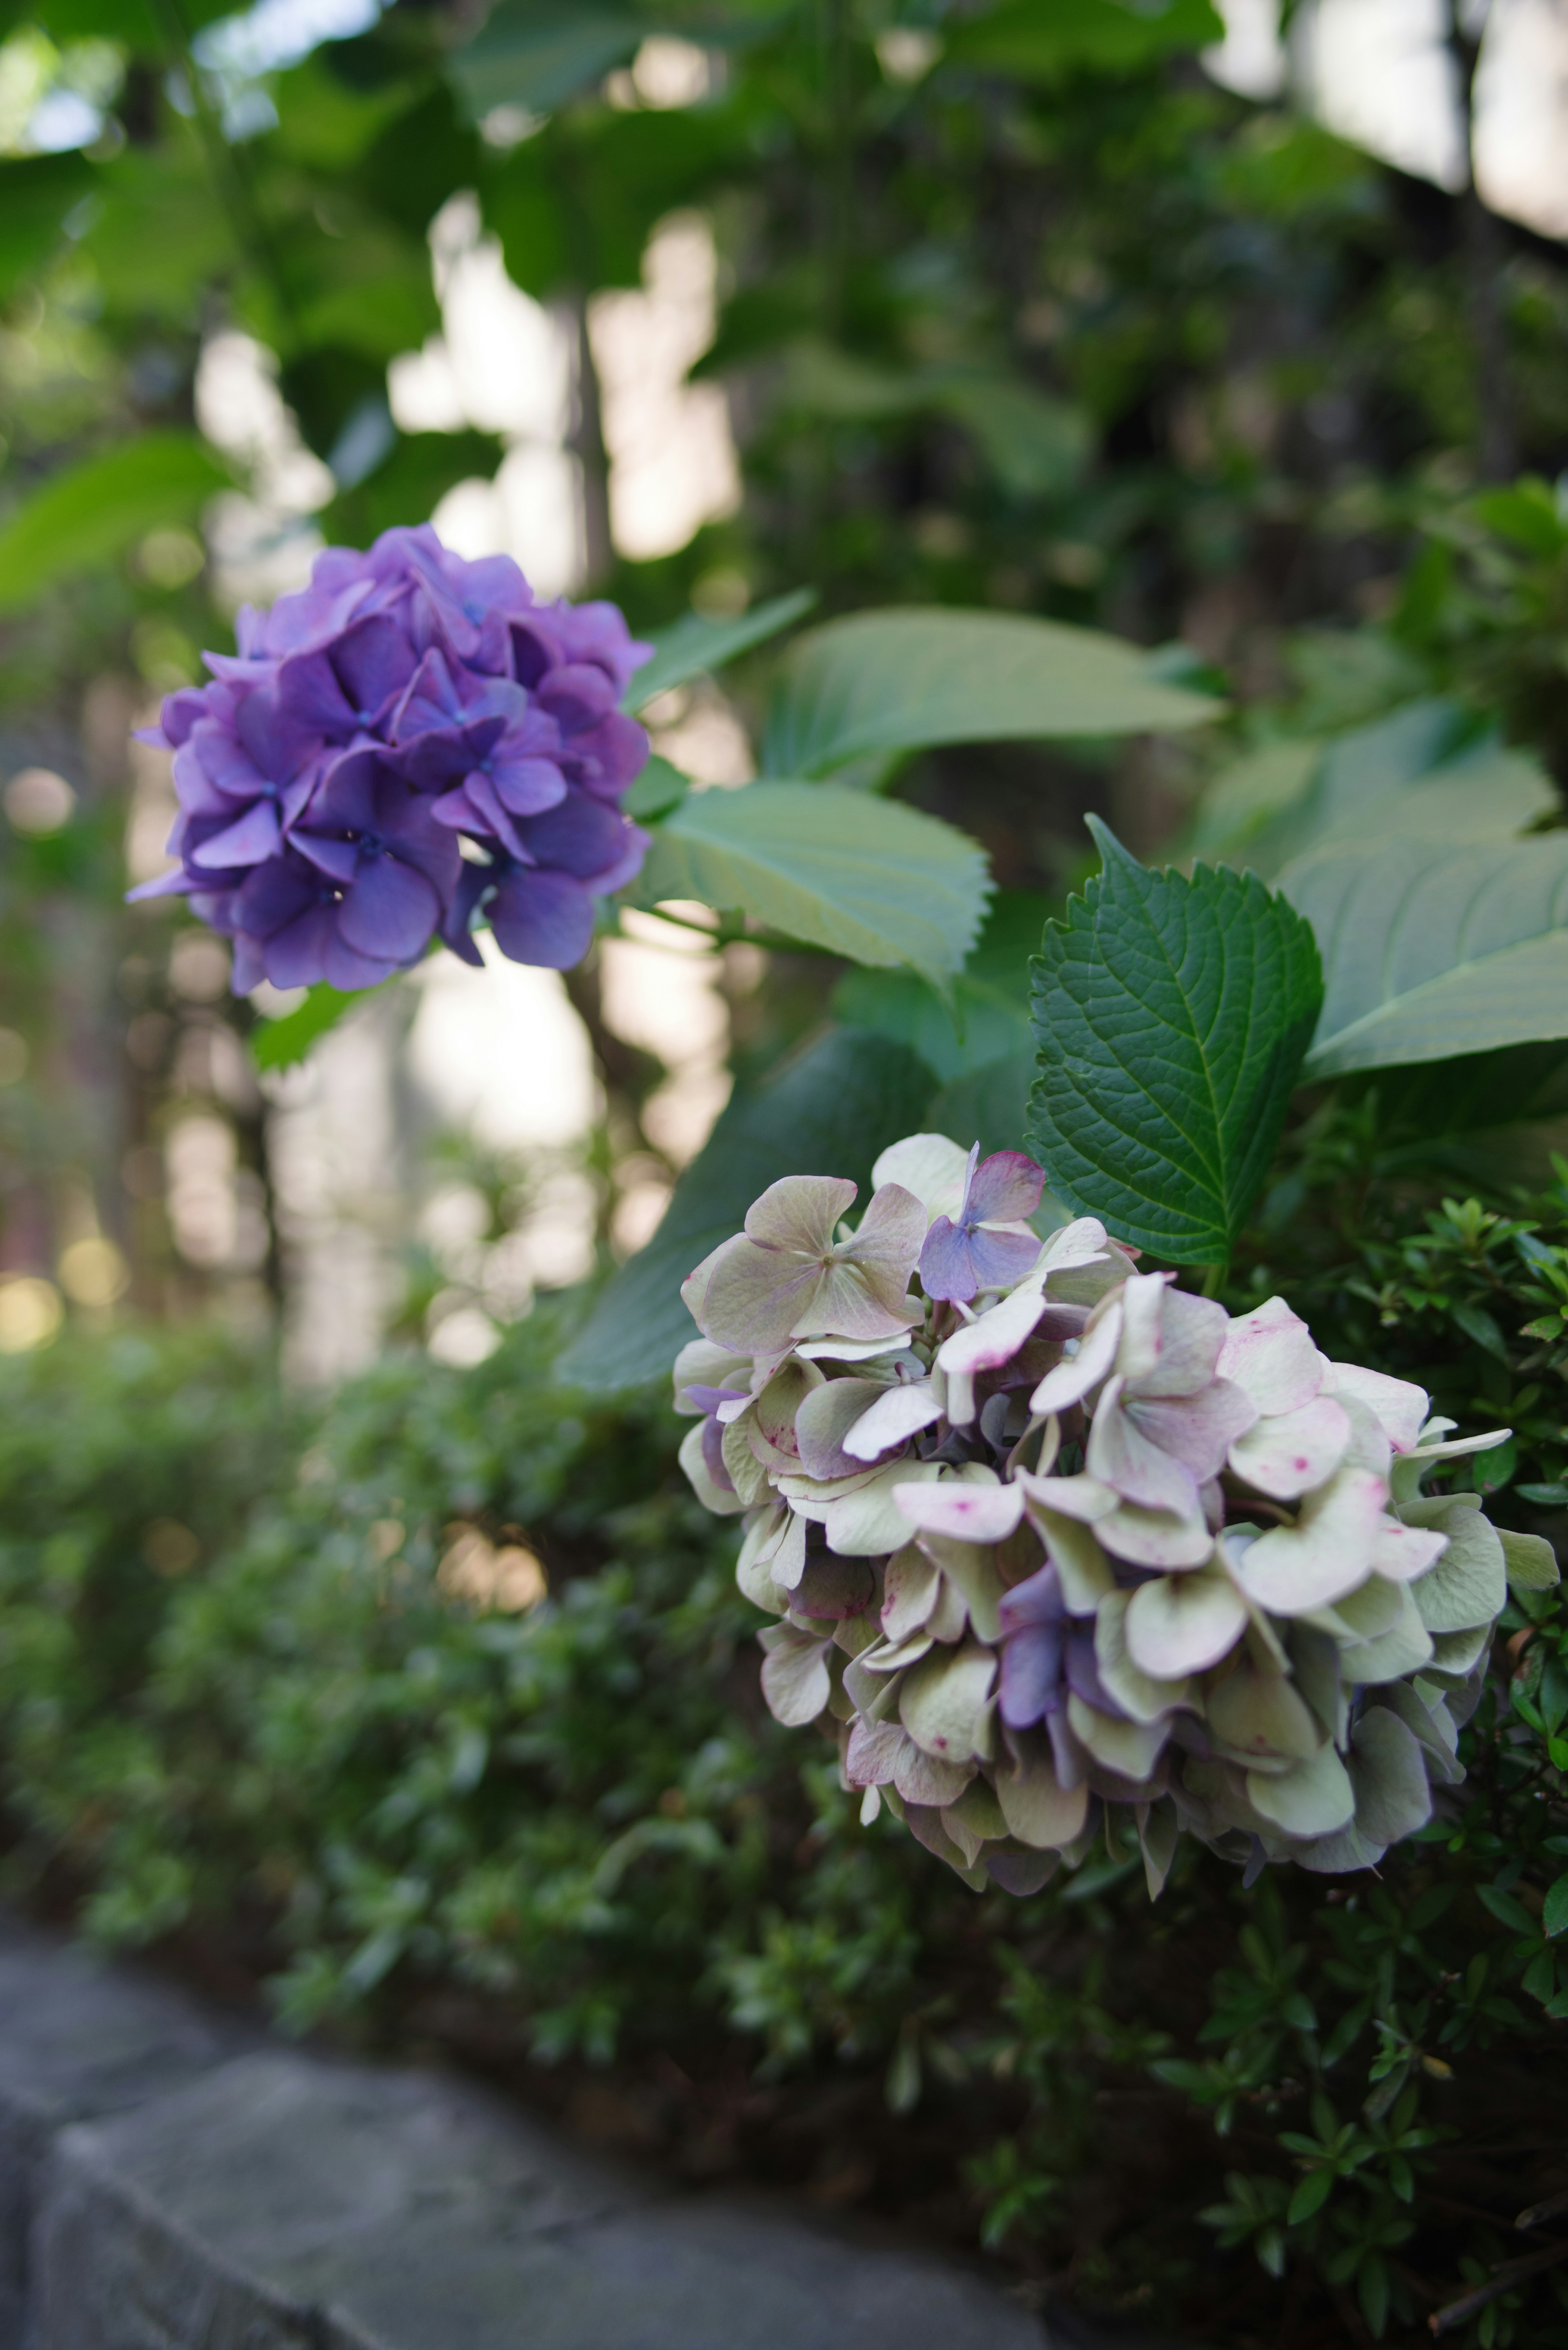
0 1915 1047 2350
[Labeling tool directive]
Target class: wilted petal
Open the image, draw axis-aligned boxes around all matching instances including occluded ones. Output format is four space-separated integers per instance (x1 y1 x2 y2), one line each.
758 1625 833 1726
900 1641 996 1760
1228 1395 1350 1500
938 1283 1055 1424
794 1378 891 1480
1371 1518 1448 1582
1132 1282 1228 1398
1094 1497 1214 1570
845 1716 907 1788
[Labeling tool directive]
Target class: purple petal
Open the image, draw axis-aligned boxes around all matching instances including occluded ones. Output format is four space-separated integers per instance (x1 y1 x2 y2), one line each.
1000 1624 1064 1728
517 789 630 879
700 1413 735 1494
488 866 594 968
536 661 615 731
337 852 440 961
292 832 361 884
561 711 650 796
919 1216 978 1303
491 754 568 816
440 863 489 967
965 1149 1046 1226
1065 1624 1121 1715
321 927 399 992
126 866 194 901
236 855 319 936
333 616 416 722
964 1226 1044 1289
263 903 334 988
189 799 281 868
275 649 359 738
996 1562 1065 1634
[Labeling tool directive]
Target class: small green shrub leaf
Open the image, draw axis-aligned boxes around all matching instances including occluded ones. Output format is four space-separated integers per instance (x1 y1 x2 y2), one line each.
1026 821 1323 1263
0 432 229 611
1544 1874 1568 1940
762 608 1222 780
448 0 642 118
631 781 991 988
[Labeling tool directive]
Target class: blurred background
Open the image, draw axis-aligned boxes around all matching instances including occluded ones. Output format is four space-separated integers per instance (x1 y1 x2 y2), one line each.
2 0 1566 1384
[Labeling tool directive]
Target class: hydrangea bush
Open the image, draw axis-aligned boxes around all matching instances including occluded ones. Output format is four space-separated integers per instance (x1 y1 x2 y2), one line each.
676 1133 1555 1897
130 525 653 990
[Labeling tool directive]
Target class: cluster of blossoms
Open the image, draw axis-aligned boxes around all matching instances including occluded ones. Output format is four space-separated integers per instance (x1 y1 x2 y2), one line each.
131 526 653 991
675 1133 1553 1895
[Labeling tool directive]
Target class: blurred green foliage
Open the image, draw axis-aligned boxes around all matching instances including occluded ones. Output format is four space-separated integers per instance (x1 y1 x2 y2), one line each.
4 1147 1568 2344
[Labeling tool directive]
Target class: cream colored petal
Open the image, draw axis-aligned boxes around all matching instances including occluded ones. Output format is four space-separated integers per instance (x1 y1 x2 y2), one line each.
1232 1467 1389 1613
843 1378 944 1461
1227 1396 1351 1501
899 1641 997 1761
1125 1561 1249 1678
1322 1362 1429 1453
1095 1590 1194 1723
894 1476 1024 1544
870 1132 970 1221
1215 1294 1323 1416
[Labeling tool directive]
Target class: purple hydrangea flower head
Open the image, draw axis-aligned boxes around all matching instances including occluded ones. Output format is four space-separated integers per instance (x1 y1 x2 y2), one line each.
918 1143 1046 1301
128 525 655 990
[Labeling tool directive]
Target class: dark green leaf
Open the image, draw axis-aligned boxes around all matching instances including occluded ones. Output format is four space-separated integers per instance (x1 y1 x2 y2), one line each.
1026 820 1323 1263
929 1054 1035 1164
830 969 1029 1083
1545 1874 1568 1940
622 756 690 823
944 0 1224 80
448 0 643 119
762 609 1221 780
630 782 991 989
1477 1885 1538 1937
250 985 361 1073
555 1027 935 1390
626 589 817 710
0 433 230 612
0 153 93 303
320 428 505 548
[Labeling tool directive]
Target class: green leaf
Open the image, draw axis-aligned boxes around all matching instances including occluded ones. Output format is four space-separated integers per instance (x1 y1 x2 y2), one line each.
1544 1874 1568 1940
1286 2167 1334 2225
831 968 1030 1083
249 985 361 1073
320 427 505 549
0 432 230 613
622 755 690 823
1288 837 1568 1080
630 782 991 989
555 1027 935 1391
762 609 1221 780
1026 821 1323 1263
626 589 817 711
1477 1884 1538 1937
448 0 643 119
944 0 1224 80
0 153 93 303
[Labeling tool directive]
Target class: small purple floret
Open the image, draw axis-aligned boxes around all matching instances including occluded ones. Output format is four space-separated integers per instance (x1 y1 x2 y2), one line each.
129 524 654 992
919 1144 1047 1302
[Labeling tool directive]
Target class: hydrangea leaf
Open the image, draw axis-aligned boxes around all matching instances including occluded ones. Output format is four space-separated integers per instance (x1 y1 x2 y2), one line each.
633 782 991 990
1286 836 1568 1079
250 983 360 1072
556 1028 935 1392
624 589 817 711
762 609 1222 780
0 431 229 611
1026 820 1323 1262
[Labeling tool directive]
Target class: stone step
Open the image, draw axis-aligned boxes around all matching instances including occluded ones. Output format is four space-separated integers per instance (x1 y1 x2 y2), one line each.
0 1914 1049 2350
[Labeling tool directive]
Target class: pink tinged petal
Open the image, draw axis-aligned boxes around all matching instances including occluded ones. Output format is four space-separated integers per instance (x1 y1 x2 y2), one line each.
843 1378 944 1462
893 1743 976 1809
1029 1302 1122 1416
844 1179 927 1284
845 1717 906 1788
793 1378 891 1480
966 1226 1046 1290
1037 1217 1111 1275
1324 1363 1430 1453
1125 1378 1258 1480
695 1237 828 1354
338 854 440 961
1087 1380 1201 1516
881 1543 942 1643
1123 1563 1249 1678
1216 1294 1324 1416
937 1283 1055 1423
1134 1283 1229 1398
1228 1395 1351 1501
1094 1498 1214 1570
894 1479 1025 1543
1370 1520 1449 1583
1232 1466 1392 1612
745 1174 857 1254
965 1150 1045 1224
